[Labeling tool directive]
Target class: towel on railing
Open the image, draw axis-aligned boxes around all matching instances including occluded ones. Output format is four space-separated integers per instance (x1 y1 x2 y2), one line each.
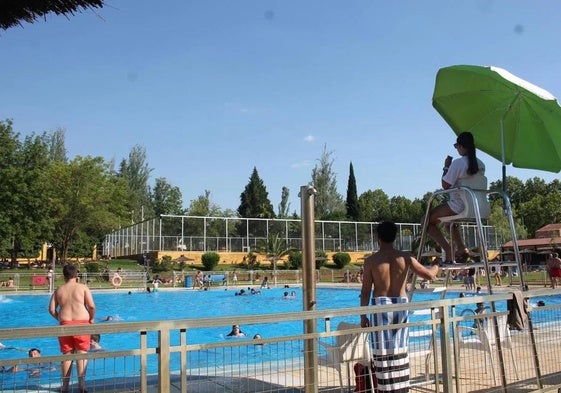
370 296 409 393
507 290 528 331
32 276 47 286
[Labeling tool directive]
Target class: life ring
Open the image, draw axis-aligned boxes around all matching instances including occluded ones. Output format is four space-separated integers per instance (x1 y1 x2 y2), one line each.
111 275 122 287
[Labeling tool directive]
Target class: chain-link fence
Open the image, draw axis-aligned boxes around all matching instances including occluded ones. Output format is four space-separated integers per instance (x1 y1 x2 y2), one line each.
103 215 500 258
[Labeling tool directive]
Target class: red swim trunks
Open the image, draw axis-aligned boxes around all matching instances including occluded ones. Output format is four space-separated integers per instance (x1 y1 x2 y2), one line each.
551 267 561 278
58 320 91 353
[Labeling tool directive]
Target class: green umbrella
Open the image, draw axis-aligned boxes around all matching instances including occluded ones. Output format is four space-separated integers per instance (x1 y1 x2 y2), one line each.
432 64 561 189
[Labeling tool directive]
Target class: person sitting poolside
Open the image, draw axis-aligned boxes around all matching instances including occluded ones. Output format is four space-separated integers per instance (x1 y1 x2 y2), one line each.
226 324 245 337
1 277 15 287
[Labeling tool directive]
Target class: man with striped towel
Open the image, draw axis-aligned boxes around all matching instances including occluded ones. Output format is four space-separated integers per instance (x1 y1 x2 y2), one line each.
360 221 439 392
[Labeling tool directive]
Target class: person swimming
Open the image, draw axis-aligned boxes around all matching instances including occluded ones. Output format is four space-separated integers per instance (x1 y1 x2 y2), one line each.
89 334 104 352
253 334 264 346
226 324 245 337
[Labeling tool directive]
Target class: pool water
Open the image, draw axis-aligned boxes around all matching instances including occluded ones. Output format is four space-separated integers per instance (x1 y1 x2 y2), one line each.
1 287 371 353
0 287 556 385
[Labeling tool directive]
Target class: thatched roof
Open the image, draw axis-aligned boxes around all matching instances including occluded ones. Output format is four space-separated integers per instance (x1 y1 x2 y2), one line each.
0 0 106 30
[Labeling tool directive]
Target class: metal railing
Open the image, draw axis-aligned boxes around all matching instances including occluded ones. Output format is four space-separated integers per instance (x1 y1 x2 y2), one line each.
0 288 560 392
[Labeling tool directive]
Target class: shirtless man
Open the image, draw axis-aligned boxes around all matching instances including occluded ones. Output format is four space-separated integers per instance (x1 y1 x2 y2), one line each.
49 264 96 393
360 221 439 392
546 253 561 289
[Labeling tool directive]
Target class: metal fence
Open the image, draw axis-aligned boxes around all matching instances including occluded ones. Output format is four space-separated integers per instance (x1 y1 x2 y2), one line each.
0 288 560 392
2 268 555 294
102 215 501 258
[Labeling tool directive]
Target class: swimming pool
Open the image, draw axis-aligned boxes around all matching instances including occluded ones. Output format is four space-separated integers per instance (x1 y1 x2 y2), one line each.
0 287 556 386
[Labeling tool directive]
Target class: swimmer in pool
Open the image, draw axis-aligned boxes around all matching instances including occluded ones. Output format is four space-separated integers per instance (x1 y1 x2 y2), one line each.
226 324 245 337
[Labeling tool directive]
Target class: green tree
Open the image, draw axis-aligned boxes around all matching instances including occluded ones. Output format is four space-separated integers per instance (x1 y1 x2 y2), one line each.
489 176 524 201
17 133 54 256
187 190 222 217
238 167 275 218
358 189 391 222
409 198 426 223
520 192 561 237
487 202 527 242
47 127 68 163
311 145 345 220
152 177 184 216
118 145 153 223
47 156 128 261
258 233 294 272
389 196 414 223
524 177 548 200
277 186 291 218
346 162 360 221
0 121 52 262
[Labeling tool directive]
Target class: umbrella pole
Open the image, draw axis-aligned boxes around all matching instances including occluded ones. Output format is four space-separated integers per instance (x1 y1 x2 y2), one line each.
501 119 507 192
502 192 543 388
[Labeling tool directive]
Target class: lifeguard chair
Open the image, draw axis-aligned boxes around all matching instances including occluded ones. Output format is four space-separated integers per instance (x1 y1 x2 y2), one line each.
414 180 523 297
412 182 530 391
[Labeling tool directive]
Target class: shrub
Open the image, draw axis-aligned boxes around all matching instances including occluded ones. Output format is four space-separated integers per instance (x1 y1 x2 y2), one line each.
315 250 327 269
201 252 220 271
83 262 101 273
287 251 302 269
240 252 260 270
332 252 351 269
152 256 173 273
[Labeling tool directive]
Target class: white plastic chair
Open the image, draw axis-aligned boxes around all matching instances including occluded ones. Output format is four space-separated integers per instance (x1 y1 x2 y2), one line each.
320 322 374 392
410 307 441 382
456 314 519 383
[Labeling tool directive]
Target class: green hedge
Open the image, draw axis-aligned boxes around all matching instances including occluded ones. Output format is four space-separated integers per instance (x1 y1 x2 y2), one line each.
201 252 220 271
332 252 351 269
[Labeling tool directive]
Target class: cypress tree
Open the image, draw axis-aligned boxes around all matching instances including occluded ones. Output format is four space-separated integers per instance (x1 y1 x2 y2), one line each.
238 167 275 218
346 162 360 221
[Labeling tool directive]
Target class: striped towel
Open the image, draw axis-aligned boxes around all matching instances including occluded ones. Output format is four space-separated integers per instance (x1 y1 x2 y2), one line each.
370 296 409 393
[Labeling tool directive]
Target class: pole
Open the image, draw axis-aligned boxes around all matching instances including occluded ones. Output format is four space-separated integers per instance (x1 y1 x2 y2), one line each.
50 245 56 294
300 185 318 393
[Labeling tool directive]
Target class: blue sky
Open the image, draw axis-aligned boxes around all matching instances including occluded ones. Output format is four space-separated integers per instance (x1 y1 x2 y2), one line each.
2 1 561 214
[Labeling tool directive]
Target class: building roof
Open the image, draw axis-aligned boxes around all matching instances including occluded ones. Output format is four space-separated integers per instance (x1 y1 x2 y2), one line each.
502 223 561 250
502 237 561 250
0 0 105 30
536 223 561 233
